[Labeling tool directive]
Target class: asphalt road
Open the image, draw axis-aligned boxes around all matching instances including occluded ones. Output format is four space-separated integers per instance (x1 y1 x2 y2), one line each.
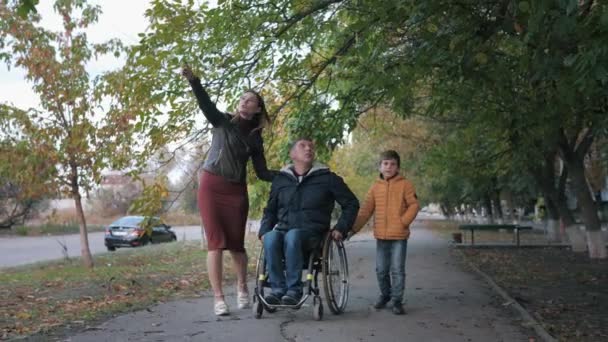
66 224 535 342
0 225 204 268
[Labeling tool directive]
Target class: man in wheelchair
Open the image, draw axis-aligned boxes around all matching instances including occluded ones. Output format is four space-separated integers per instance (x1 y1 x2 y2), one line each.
258 137 359 306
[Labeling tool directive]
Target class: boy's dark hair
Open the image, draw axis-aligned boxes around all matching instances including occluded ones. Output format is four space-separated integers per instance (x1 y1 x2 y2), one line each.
379 150 400 167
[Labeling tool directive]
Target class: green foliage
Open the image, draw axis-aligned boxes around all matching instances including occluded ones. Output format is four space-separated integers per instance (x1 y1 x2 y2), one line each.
118 0 424 162
10 223 103 236
180 180 199 215
14 225 29 236
0 1 131 197
247 179 271 219
92 185 141 217
330 110 437 206
16 0 38 18
91 0 608 225
0 0 137 267
0 106 56 228
128 177 170 218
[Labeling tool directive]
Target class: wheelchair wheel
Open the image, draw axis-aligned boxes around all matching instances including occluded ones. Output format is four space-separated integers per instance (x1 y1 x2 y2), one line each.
254 246 277 313
253 295 263 319
321 234 349 314
312 296 323 321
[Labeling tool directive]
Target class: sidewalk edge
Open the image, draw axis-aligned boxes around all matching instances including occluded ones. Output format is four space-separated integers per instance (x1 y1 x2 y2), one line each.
457 250 557 342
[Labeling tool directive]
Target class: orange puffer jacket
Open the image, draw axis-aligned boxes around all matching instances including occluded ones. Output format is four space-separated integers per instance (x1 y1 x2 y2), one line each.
352 174 420 240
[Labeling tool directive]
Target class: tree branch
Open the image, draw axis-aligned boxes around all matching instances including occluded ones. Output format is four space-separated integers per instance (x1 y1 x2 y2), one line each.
275 0 344 38
271 21 375 116
576 126 593 152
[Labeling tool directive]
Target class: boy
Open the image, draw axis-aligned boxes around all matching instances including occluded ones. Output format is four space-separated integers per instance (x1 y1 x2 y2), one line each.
351 150 420 315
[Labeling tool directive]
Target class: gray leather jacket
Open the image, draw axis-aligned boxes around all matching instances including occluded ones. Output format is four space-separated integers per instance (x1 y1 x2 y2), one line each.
189 78 277 183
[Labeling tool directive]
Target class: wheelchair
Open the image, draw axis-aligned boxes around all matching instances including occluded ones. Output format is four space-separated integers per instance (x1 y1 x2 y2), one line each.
252 231 349 320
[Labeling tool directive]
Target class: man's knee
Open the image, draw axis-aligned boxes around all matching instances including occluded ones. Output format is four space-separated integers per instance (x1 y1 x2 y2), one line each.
283 229 305 249
263 230 283 249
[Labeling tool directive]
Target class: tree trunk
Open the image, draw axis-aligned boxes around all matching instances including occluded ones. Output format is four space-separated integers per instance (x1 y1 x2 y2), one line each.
530 150 573 243
568 159 601 230
440 204 448 218
565 224 587 252
465 204 474 222
492 189 503 223
483 196 493 224
550 177 575 228
568 158 606 258
555 159 575 226
559 128 606 258
545 198 562 242
586 231 608 259
71 169 94 268
504 190 515 223
556 195 576 227
474 203 483 222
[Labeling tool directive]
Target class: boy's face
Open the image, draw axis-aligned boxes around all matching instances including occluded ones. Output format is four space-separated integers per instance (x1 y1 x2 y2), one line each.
379 159 399 179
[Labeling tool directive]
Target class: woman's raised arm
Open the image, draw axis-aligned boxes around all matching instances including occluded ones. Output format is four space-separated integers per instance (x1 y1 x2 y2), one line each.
182 66 227 127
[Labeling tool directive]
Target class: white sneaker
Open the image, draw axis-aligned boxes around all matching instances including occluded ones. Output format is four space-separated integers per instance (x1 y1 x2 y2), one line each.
237 292 251 309
214 301 230 316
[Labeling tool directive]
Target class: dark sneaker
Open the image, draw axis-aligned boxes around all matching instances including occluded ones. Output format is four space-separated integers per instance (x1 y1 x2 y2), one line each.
373 296 391 309
264 293 282 305
392 302 405 315
281 294 301 305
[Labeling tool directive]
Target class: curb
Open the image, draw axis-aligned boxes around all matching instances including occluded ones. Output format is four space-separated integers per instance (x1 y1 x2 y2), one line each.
456 250 557 342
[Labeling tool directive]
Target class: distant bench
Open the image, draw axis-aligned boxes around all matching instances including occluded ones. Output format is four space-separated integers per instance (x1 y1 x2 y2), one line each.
458 224 533 246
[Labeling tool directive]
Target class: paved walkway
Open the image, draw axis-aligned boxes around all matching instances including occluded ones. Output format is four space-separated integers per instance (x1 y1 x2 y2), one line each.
63 222 535 342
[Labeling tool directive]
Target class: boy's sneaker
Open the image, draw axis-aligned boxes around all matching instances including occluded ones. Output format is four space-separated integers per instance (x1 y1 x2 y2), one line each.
373 295 391 309
392 301 406 315
281 292 301 305
264 293 282 305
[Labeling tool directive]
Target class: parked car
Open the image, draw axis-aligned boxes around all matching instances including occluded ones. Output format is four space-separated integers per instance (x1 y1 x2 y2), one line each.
104 216 176 251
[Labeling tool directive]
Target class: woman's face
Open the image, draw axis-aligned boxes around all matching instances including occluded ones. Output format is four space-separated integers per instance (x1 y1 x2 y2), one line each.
238 92 261 120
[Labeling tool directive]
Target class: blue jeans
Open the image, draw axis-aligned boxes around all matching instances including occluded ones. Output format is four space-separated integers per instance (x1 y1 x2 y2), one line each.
263 229 322 297
376 239 408 303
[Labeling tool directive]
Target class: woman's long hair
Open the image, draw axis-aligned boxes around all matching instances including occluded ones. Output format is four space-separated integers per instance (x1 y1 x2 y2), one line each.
231 89 271 133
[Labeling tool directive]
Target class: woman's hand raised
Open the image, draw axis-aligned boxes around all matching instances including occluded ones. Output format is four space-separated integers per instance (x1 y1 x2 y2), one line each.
181 65 197 81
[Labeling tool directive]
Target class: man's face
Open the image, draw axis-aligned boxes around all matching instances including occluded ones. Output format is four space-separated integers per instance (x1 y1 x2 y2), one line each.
379 159 399 179
290 140 315 165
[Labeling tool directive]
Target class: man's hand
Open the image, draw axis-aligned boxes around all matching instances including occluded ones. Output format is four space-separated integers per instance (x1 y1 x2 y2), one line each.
331 229 343 241
181 65 197 81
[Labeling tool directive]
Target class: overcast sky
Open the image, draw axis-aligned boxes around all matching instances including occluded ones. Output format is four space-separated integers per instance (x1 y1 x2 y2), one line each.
0 0 151 110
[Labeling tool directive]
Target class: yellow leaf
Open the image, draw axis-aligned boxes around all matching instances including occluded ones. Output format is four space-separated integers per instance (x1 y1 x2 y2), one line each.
16 311 32 320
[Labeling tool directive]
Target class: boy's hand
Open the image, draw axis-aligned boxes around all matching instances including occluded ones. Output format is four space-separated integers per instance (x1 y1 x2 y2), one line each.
331 229 343 241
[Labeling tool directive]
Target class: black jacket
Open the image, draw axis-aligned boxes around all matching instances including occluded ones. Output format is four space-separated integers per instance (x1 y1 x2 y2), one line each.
188 77 277 183
258 163 360 237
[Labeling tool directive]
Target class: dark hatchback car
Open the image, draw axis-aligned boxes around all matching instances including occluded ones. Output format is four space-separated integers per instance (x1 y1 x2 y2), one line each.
104 216 177 251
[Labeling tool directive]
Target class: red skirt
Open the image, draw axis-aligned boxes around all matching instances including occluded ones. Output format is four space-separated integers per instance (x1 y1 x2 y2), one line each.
198 170 249 252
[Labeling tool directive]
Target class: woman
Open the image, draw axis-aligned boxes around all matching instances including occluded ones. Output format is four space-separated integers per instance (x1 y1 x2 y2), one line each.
181 66 277 316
